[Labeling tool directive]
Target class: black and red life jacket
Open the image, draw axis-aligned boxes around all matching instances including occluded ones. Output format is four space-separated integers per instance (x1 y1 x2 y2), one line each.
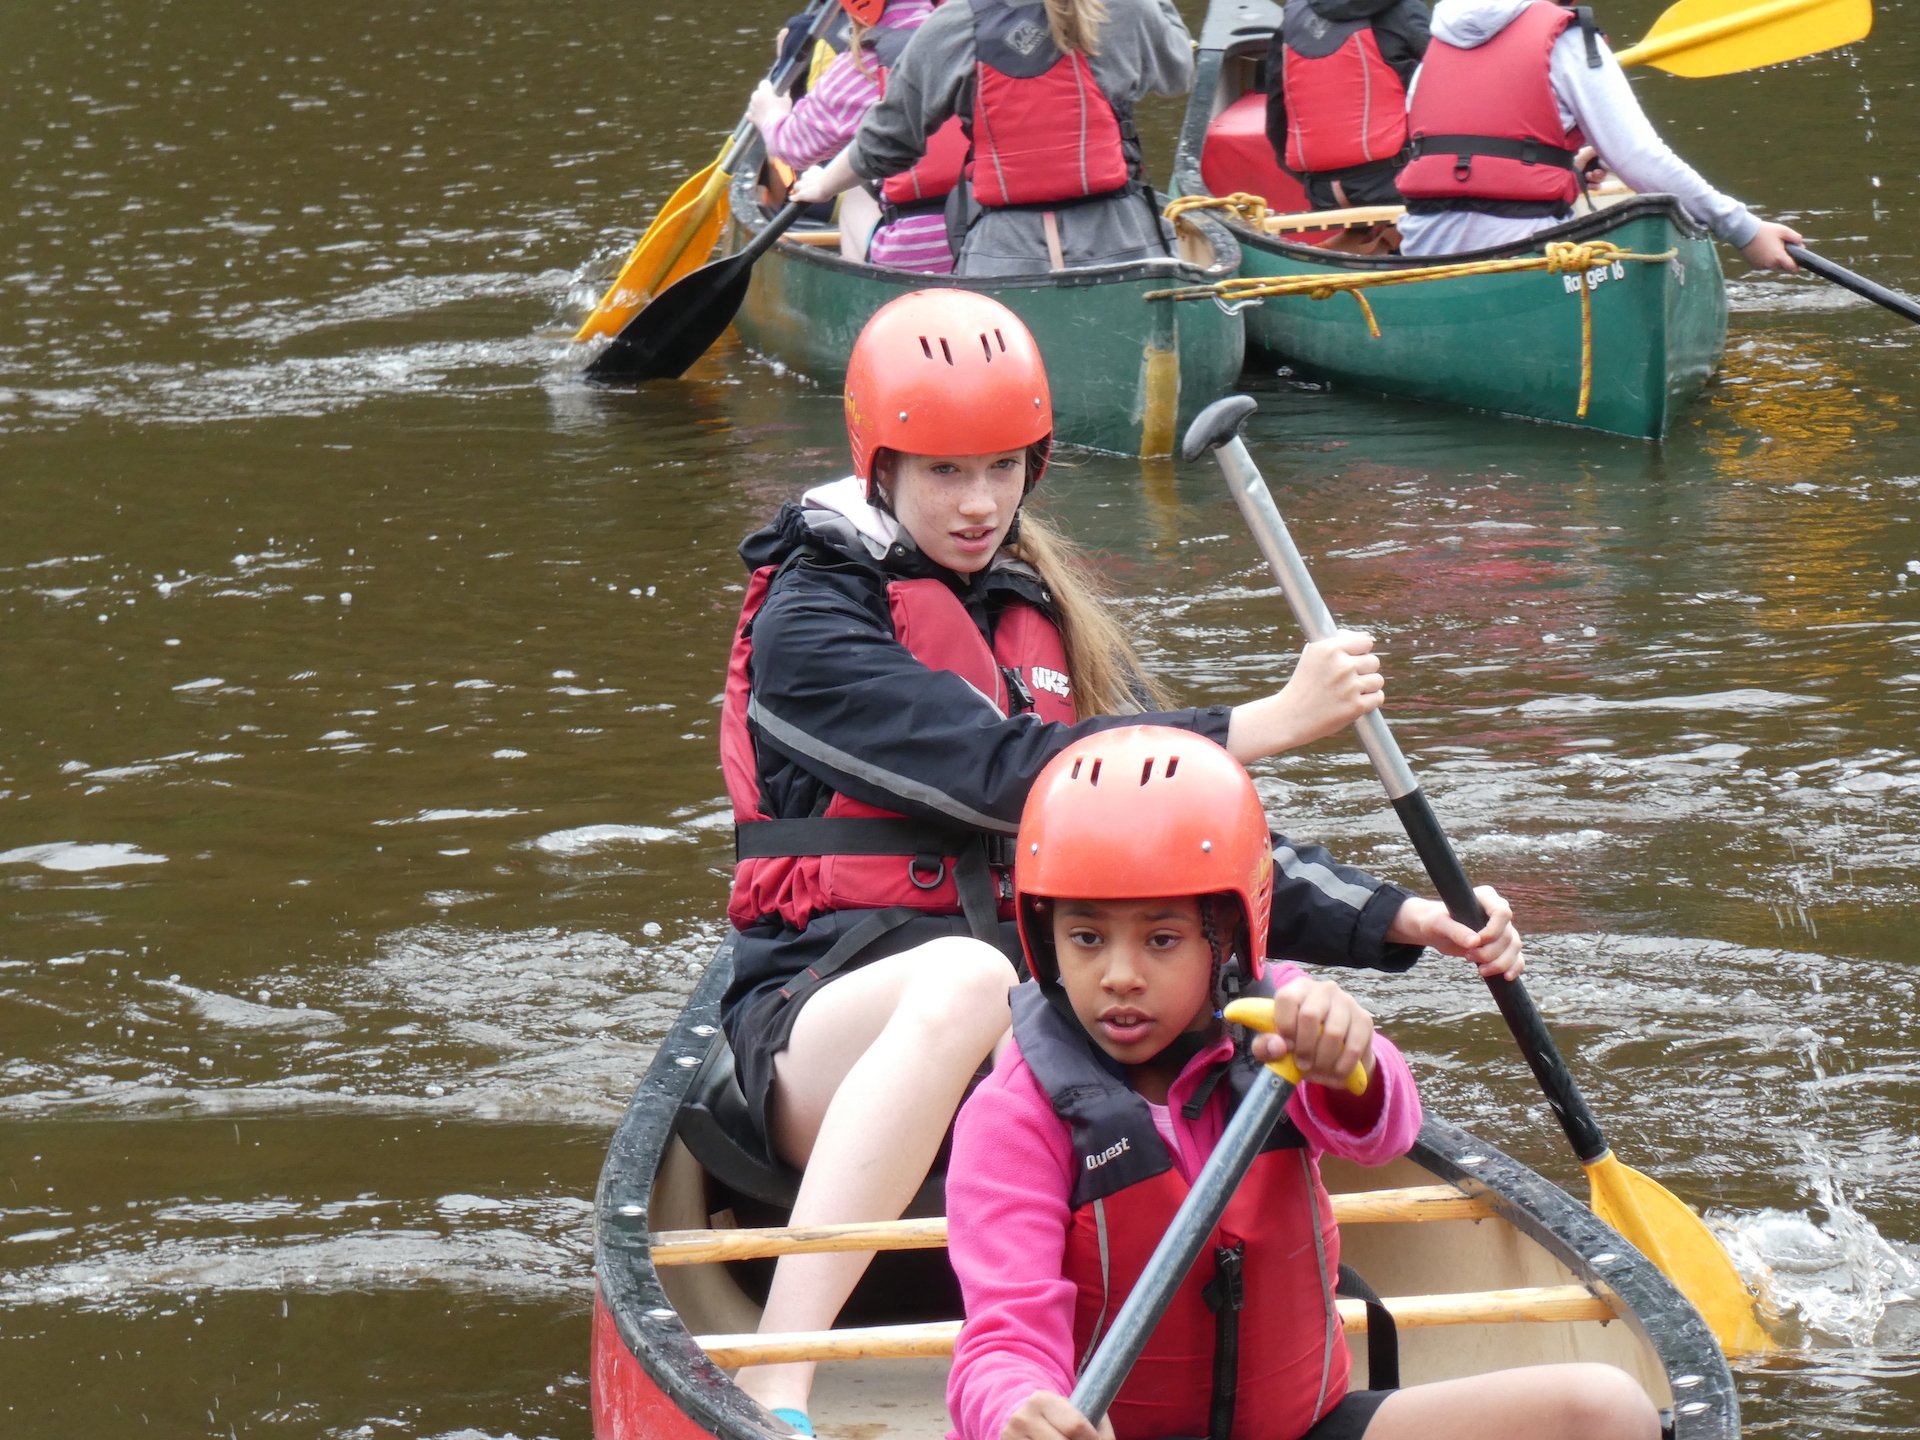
1279 5 1411 182
865 23 973 217
722 557 1074 936
963 0 1138 209
1398 1 1589 213
1010 984 1351 1440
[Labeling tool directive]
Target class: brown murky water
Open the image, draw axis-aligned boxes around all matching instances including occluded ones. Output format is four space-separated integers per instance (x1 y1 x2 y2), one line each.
2 2 1916 1435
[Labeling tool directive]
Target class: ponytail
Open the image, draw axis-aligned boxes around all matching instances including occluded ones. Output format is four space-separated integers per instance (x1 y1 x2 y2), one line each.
1005 508 1171 720
1044 0 1108 54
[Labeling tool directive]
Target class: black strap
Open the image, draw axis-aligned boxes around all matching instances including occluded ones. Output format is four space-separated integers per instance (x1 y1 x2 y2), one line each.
736 816 977 860
1403 196 1574 219
1291 150 1413 188
1576 5 1603 68
1336 1263 1400 1391
1408 132 1579 173
1201 1242 1245 1440
775 904 922 1005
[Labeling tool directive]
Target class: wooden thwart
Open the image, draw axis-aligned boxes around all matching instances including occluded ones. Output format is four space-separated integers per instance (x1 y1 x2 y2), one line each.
695 1284 1620 1368
652 1185 1494 1267
1262 205 1406 235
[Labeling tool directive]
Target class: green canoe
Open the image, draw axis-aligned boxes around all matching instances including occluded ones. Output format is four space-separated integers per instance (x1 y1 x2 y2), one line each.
1170 0 1729 440
724 161 1247 458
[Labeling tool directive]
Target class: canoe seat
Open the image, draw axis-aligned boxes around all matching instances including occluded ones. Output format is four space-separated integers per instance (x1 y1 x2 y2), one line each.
1201 92 1310 215
675 1028 803 1208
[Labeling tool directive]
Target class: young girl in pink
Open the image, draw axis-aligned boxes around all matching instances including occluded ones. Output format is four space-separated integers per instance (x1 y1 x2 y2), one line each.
946 725 1661 1440
748 0 955 272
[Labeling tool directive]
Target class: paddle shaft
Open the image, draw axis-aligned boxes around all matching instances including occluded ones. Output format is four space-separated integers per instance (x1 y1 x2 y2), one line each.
1787 245 1920 325
1070 1065 1296 1425
1205 427 1609 1167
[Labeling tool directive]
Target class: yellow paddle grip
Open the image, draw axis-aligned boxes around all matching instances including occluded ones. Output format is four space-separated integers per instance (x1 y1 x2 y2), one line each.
1222 998 1369 1096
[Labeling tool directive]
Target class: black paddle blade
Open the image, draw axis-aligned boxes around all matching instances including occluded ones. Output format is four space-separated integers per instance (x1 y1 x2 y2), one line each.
584 255 753 382
585 201 808 383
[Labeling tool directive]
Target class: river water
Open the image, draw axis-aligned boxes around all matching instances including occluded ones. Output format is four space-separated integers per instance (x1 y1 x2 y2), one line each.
1 1 1915 1436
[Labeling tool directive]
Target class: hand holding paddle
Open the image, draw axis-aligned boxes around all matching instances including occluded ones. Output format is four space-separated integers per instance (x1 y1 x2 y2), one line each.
1182 395 1778 1357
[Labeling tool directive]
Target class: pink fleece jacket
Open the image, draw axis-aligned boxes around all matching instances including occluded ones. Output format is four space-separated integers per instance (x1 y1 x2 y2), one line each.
944 965 1424 1440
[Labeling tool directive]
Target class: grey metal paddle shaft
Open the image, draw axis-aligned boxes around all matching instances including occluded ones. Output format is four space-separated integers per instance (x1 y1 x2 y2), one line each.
1186 395 1611 1166
1212 434 1418 802
1069 1067 1295 1425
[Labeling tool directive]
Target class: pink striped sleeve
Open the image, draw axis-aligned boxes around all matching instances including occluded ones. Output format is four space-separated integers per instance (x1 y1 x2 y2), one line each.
762 53 880 169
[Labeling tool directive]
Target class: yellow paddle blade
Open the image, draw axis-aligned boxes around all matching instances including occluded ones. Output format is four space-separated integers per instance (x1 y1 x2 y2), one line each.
573 159 734 343
1584 1150 1778 1354
1615 0 1872 77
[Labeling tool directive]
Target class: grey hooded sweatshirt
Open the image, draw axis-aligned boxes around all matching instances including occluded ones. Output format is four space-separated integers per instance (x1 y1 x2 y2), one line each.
1398 0 1761 256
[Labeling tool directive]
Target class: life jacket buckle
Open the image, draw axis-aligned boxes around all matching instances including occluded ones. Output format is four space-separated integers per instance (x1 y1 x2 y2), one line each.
1453 154 1472 182
908 853 949 891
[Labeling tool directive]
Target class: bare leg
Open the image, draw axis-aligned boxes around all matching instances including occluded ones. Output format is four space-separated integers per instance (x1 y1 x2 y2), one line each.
732 935 1016 1420
837 188 881 263
1365 1363 1661 1440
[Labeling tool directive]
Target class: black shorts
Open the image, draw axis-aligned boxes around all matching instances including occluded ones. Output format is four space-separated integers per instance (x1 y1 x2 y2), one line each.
722 912 1023 1148
1301 1389 1394 1440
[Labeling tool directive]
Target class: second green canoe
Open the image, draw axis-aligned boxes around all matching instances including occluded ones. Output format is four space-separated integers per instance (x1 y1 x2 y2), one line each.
1171 0 1729 441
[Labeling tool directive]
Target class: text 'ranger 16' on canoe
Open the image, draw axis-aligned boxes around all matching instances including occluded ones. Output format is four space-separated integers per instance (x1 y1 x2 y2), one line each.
591 941 1741 1440
1164 0 1729 441
713 147 1247 459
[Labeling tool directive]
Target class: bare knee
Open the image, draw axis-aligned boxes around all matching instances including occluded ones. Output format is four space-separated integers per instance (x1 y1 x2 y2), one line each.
1559 1365 1661 1440
891 937 1016 1048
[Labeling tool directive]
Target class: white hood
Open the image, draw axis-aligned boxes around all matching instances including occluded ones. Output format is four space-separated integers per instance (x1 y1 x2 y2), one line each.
1430 0 1543 48
800 475 907 561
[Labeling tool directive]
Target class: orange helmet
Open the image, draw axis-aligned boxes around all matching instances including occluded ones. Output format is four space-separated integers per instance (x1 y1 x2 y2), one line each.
1014 726 1274 993
844 290 1052 490
840 0 887 21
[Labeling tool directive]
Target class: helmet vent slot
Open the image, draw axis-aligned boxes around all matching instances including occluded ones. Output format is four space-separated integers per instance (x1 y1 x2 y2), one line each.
1088 758 1103 785
1139 758 1156 786
1070 758 1083 779
1166 757 1179 778
918 336 933 359
939 337 954 365
993 328 1007 352
979 333 993 362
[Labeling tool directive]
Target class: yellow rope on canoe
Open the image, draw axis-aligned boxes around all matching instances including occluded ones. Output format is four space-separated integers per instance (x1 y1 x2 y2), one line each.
1163 192 1270 231
1147 240 1677 419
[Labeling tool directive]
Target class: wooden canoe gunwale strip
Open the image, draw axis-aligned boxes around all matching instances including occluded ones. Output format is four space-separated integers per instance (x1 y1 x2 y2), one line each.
694 1284 1623 1368
651 1186 1495 1267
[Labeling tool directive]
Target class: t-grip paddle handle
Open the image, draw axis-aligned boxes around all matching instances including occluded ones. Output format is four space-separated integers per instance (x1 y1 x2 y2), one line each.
1180 397 1610 1167
1222 997 1369 1093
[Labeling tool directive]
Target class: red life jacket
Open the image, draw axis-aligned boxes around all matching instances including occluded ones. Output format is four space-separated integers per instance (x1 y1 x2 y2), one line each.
964 0 1135 210
722 564 1074 934
1398 1 1586 210
866 24 972 215
1010 985 1349 1440
1280 7 1410 179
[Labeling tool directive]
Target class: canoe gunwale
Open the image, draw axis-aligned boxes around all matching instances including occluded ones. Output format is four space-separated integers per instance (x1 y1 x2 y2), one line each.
595 943 1741 1440
724 162 1244 293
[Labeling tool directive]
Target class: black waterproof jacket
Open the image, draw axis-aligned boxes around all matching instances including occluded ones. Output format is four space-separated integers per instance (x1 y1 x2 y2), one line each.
720 489 1421 1023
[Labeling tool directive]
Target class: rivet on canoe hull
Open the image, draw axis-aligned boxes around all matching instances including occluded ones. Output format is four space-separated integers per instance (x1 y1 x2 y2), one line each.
692 1024 717 1038
675 1054 700 1068
1677 1402 1712 1416
1590 1252 1620 1266
646 1307 676 1322
1672 1374 1703 1389
619 1203 645 1218
1456 1154 1485 1167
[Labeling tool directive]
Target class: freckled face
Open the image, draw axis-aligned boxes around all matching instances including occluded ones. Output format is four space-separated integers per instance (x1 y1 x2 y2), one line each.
881 449 1026 575
1053 896 1216 1069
